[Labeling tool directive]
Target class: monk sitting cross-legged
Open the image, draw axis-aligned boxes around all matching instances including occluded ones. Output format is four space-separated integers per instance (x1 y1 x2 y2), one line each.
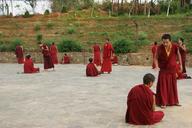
24 54 40 74
125 73 164 125
86 58 100 77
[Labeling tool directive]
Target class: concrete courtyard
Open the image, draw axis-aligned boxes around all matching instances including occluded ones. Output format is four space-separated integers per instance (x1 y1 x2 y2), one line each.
0 64 192 128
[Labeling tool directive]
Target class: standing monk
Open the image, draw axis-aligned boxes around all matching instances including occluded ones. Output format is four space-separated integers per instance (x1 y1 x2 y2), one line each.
40 43 54 71
151 42 158 69
125 73 164 125
101 38 114 74
50 42 58 64
178 38 187 73
155 34 182 108
93 43 101 66
15 44 24 64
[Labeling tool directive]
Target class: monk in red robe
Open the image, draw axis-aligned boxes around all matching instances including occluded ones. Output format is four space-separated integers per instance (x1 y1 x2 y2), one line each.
151 42 158 69
86 58 100 77
155 34 182 108
126 73 164 125
40 43 54 70
111 53 118 65
178 38 187 73
15 44 24 64
24 54 39 73
50 42 58 64
61 54 70 64
93 43 101 66
101 38 114 73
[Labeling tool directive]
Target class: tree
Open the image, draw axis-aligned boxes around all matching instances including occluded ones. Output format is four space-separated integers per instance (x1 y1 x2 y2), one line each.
167 0 172 16
24 0 37 14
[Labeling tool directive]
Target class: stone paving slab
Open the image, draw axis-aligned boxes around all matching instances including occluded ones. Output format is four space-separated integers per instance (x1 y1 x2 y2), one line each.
0 64 192 128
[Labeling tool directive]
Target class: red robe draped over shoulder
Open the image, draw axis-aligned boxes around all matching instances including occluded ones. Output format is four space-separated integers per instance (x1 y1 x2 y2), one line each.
151 45 157 69
41 45 54 69
15 45 24 64
156 43 179 106
93 44 101 66
101 42 114 73
126 84 164 125
86 63 99 77
24 58 39 73
50 44 58 64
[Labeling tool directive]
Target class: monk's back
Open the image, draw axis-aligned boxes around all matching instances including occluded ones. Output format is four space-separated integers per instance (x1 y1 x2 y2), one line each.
126 85 154 125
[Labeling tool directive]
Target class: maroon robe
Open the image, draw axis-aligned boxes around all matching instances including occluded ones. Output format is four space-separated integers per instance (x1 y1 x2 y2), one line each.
151 45 157 69
24 58 39 73
50 44 58 64
93 44 101 66
15 45 24 64
86 63 99 77
111 55 118 64
101 42 114 73
178 46 186 73
41 45 54 69
126 84 164 125
156 43 179 106
62 55 70 64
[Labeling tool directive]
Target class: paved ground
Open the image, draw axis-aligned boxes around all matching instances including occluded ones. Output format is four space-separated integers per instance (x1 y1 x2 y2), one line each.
0 64 192 128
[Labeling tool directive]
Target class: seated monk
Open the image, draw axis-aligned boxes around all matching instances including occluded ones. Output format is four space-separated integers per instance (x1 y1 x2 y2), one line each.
61 54 70 64
176 63 191 79
24 54 40 74
111 53 118 65
125 73 164 125
86 58 100 77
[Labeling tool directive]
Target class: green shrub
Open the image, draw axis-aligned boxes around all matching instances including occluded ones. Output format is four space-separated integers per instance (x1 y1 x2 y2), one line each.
34 22 41 31
44 39 55 47
61 6 68 13
0 31 3 38
67 27 76 34
113 38 137 53
172 32 184 42
46 20 54 29
184 26 192 33
44 9 50 15
22 10 32 18
9 38 24 51
58 38 82 52
136 31 150 46
36 33 43 42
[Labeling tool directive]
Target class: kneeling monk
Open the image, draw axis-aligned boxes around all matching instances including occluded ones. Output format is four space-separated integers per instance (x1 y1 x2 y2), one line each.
24 54 40 73
86 58 100 77
125 73 164 125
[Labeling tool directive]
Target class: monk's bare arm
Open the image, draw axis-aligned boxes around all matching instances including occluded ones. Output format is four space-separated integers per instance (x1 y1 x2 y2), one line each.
153 95 156 111
177 49 183 72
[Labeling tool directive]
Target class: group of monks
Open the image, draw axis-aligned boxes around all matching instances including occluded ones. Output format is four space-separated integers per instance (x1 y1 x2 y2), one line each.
126 34 192 125
86 38 118 77
15 42 71 73
15 34 191 125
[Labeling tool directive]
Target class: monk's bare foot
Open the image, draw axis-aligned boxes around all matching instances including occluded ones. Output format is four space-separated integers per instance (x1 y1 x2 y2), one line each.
160 105 166 109
175 104 182 107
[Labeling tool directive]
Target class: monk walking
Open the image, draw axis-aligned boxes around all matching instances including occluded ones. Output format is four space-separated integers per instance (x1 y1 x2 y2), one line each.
50 42 58 64
125 73 164 125
24 54 39 73
93 43 101 66
15 44 24 64
155 34 182 108
101 38 114 74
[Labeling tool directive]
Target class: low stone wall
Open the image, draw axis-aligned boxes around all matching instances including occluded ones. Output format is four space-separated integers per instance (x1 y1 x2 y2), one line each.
0 52 192 67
